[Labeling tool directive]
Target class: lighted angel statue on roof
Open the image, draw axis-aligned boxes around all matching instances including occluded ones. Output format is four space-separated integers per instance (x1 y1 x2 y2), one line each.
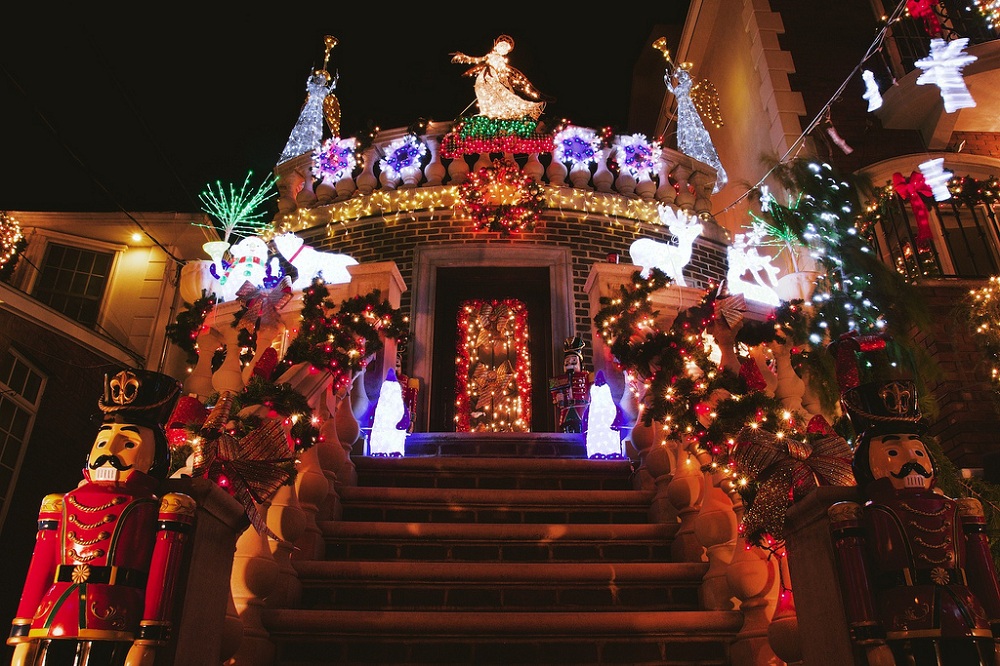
450 35 551 120
653 38 728 193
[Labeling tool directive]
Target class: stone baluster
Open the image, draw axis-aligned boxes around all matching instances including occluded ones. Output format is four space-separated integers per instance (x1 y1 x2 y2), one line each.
568 163 592 190
626 397 657 491
635 170 657 200
448 153 470 185
770 336 806 416
399 164 422 188
747 345 778 397
213 323 245 396
379 166 399 191
229 512 278 666
647 439 678 523
693 468 737 610
424 136 447 186
593 148 614 192
356 146 379 194
473 151 492 172
315 174 336 205
274 163 304 214
350 364 371 448
185 323 222 400
672 164 696 212
294 165 318 209
241 320 283 385
523 152 544 182
334 375 362 486
265 482 306 609
726 480 780 666
546 156 568 187
615 171 637 197
315 385 343 521
655 160 678 206
667 443 705 562
689 170 714 217
292 441 328 562
335 168 357 201
767 552 803 666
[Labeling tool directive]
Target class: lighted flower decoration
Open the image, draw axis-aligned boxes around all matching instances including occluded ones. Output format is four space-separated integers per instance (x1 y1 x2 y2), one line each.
458 159 545 236
312 136 358 182
553 126 602 170
613 133 662 178
378 134 428 180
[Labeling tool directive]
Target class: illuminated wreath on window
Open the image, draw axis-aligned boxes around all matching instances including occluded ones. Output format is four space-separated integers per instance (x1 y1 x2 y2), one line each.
458 159 545 236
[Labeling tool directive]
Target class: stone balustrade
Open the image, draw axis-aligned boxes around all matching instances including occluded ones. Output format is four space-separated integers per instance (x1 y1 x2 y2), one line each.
173 259 837 665
272 122 721 220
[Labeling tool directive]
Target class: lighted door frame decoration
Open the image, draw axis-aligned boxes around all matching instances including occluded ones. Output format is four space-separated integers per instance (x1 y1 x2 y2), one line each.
454 298 532 432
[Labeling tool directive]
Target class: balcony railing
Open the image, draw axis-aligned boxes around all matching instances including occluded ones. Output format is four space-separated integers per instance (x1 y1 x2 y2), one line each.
886 0 998 76
863 174 1000 279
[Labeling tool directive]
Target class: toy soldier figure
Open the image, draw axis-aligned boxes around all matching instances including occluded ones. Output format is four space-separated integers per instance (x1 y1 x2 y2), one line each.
827 337 1000 665
548 335 593 433
7 368 193 666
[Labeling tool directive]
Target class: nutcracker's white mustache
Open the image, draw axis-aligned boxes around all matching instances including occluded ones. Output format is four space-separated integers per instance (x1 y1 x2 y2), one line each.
890 461 931 479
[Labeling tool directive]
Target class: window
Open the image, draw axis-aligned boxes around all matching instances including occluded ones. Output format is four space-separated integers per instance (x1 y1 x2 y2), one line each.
0 351 45 533
32 243 113 326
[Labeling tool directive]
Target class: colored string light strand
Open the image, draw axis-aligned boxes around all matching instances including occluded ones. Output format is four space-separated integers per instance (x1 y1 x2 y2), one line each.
713 0 909 217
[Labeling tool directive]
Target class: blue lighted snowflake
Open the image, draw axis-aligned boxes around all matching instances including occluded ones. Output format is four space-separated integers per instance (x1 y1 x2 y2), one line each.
553 126 602 169
312 137 359 182
614 133 662 178
379 134 428 180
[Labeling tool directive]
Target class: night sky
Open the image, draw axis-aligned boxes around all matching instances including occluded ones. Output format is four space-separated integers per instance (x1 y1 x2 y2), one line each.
1 8 690 215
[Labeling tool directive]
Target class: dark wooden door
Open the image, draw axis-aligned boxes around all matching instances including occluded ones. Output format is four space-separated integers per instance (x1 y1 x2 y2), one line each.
429 266 553 432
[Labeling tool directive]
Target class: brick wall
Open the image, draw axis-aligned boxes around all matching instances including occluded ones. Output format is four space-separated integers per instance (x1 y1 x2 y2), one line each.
912 281 1000 469
300 210 728 369
946 132 1000 159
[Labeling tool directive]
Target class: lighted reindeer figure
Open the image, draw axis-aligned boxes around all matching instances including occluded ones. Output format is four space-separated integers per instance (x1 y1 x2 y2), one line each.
628 205 704 286
272 232 358 290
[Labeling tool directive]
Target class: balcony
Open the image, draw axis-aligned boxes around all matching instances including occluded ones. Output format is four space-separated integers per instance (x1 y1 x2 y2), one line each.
876 0 1000 147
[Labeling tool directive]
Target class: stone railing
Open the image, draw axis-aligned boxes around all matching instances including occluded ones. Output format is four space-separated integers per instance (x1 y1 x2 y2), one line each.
174 260 835 665
272 122 722 220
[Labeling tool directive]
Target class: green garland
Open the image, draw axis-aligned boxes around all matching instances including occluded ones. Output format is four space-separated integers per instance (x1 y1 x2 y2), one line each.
165 290 219 366
273 277 409 393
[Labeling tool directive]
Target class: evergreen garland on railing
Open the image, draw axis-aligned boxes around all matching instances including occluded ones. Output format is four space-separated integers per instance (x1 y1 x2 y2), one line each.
165 290 219 366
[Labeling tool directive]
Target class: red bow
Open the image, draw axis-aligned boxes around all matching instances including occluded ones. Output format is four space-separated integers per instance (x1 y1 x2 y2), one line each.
235 276 293 332
905 0 942 36
893 171 933 250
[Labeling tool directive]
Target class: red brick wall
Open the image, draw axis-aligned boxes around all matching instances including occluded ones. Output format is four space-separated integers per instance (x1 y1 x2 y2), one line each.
302 210 728 369
946 132 1000 159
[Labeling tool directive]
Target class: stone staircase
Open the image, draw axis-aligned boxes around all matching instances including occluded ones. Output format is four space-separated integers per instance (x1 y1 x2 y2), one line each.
262 433 743 665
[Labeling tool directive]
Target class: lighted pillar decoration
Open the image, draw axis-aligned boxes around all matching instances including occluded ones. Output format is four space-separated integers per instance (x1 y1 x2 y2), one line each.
368 368 408 457
585 370 625 459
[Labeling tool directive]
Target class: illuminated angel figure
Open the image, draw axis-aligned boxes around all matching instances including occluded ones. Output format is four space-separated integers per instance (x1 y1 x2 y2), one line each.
450 35 549 120
665 63 728 193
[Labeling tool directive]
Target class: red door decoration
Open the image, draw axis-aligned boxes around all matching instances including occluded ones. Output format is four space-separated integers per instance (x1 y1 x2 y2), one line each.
905 0 942 36
454 298 532 432
892 171 934 250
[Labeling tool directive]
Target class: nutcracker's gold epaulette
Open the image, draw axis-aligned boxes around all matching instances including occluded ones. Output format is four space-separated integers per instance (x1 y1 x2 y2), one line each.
159 492 196 517
956 496 985 519
39 493 64 513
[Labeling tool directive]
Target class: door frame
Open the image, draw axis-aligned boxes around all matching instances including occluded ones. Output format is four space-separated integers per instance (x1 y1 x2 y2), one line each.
410 244 575 432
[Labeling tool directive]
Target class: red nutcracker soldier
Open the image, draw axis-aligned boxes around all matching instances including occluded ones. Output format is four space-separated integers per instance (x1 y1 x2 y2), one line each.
827 335 1000 666
548 335 593 434
7 368 192 666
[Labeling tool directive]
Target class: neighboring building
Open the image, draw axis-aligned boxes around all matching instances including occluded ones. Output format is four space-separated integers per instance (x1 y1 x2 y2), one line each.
0 211 214 659
669 0 1000 469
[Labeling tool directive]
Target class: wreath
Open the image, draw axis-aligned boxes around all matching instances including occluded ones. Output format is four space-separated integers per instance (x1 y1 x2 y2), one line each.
458 159 545 236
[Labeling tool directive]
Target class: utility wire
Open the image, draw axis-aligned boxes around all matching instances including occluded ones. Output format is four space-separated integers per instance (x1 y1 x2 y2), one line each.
0 62 188 266
713 0 911 217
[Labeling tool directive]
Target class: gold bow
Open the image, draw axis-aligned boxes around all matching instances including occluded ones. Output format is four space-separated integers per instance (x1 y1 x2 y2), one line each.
235 277 293 332
192 392 296 539
731 426 855 544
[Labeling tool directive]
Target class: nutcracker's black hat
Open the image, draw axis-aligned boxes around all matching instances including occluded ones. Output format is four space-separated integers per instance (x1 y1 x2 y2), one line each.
99 368 182 478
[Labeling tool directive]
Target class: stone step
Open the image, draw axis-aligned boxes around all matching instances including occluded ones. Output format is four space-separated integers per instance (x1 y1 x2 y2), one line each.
352 455 635 490
337 486 656 524
264 609 741 665
319 520 677 562
294 560 707 611
400 431 589 457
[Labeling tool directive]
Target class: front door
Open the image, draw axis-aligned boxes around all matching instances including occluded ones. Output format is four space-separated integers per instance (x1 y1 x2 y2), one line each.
430 266 553 432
